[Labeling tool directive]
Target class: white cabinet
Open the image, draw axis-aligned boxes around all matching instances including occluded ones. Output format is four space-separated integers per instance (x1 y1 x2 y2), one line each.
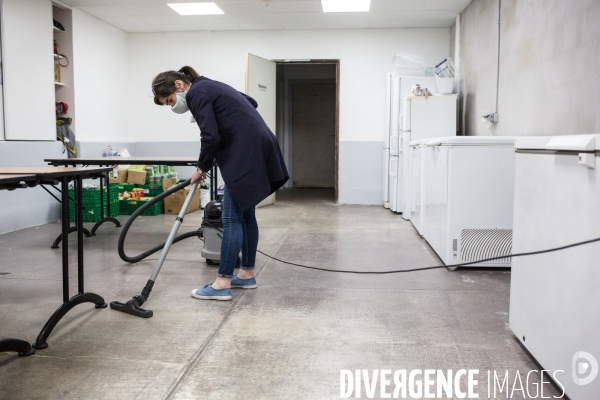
1 0 55 141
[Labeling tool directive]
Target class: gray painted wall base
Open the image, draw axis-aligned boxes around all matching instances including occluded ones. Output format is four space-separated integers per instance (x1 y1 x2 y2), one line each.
0 141 65 235
338 141 383 205
135 141 200 180
0 140 384 234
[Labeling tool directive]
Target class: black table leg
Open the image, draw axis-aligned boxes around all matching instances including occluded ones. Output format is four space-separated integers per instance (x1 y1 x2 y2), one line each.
0 338 35 356
51 227 92 249
90 171 121 236
51 184 91 248
33 176 107 350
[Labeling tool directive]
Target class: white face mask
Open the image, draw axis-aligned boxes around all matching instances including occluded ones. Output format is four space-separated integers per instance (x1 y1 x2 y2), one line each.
171 91 189 114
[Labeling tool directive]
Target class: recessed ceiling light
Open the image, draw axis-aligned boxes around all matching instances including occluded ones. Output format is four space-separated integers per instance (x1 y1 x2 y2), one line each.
168 2 224 15
321 0 370 13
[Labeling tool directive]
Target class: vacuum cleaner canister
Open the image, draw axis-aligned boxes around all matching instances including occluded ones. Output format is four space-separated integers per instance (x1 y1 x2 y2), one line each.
202 200 223 265
201 200 242 267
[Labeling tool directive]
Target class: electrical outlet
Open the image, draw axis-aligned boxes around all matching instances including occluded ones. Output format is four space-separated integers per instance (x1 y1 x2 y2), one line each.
481 112 499 123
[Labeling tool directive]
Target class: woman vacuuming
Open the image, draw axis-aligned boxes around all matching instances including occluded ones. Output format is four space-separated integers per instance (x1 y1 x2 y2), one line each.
151 66 288 301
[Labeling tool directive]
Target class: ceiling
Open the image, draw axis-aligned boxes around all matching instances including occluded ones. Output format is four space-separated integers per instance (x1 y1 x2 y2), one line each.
60 0 472 33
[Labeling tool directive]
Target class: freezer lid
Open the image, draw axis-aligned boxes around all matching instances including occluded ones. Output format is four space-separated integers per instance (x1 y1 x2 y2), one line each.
426 136 517 147
514 136 555 150
545 134 600 151
409 138 433 147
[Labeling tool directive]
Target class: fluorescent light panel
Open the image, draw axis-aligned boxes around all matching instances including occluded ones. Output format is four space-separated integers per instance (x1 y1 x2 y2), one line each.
168 2 224 15
322 0 370 13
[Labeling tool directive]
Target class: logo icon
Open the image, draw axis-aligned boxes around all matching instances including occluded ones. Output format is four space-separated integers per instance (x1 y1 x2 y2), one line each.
572 351 598 385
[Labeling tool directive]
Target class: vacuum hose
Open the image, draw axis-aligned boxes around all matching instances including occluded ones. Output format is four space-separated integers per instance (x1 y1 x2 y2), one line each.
118 179 200 264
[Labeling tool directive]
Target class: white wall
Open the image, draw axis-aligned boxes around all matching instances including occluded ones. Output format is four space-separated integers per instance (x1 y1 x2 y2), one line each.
128 29 450 143
72 8 130 142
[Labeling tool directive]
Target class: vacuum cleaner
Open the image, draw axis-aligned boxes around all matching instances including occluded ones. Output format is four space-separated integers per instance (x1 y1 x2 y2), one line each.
201 200 223 265
112 178 239 318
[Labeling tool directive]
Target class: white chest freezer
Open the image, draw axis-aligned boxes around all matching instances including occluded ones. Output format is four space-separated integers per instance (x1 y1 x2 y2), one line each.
509 134 600 400
401 95 457 220
422 136 516 267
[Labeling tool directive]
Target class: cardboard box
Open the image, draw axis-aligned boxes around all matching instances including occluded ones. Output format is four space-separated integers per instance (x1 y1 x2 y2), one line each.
162 177 178 190
127 170 147 185
108 169 127 184
164 185 200 215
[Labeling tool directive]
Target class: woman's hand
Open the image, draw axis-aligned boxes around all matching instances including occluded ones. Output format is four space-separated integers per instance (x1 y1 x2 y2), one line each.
191 168 206 184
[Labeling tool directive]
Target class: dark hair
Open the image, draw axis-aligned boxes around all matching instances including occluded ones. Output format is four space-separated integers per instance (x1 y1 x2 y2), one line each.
152 66 200 105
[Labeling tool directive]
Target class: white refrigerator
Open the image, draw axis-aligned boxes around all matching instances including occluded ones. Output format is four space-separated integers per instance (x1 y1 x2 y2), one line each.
400 95 457 219
385 76 438 212
382 73 392 209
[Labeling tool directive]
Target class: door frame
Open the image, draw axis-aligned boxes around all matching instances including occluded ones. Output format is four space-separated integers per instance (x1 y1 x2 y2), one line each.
275 59 340 202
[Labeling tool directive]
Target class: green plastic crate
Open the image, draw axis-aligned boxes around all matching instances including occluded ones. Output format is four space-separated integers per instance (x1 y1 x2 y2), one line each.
113 183 135 194
68 188 119 222
119 197 164 216
69 200 119 222
68 187 118 205
136 184 163 197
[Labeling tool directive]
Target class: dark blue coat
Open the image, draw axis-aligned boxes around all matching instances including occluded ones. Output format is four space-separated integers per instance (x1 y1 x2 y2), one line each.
186 77 288 212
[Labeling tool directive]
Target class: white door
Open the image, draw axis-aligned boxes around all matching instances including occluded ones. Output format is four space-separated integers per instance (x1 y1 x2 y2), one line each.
245 53 277 207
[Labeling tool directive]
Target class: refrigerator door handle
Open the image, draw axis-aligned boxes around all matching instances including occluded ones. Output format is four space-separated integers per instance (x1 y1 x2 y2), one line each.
390 136 398 154
390 157 398 177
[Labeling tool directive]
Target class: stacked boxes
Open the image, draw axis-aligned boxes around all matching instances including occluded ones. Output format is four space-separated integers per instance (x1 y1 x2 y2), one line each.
126 165 147 185
164 184 200 215
108 169 128 184
116 165 181 216
144 165 179 187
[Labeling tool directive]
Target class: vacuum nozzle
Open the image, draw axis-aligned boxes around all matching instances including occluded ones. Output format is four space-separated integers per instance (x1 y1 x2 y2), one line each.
110 280 155 318
110 295 153 318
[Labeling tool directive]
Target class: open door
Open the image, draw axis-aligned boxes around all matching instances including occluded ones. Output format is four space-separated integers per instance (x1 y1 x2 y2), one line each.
245 53 277 208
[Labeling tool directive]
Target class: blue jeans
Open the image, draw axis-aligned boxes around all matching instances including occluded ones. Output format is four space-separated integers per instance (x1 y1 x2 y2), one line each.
217 186 259 278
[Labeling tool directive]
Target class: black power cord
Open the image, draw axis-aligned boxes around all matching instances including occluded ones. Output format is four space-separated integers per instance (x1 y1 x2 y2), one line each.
202 220 600 274
256 237 600 274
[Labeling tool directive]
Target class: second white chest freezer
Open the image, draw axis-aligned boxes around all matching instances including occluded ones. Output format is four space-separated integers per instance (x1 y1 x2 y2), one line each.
422 136 516 268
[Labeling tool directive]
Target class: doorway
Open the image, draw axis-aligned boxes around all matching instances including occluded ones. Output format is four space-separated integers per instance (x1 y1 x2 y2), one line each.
275 61 339 202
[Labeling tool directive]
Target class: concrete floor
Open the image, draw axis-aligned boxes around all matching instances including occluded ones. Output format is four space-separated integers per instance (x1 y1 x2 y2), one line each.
0 189 559 399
